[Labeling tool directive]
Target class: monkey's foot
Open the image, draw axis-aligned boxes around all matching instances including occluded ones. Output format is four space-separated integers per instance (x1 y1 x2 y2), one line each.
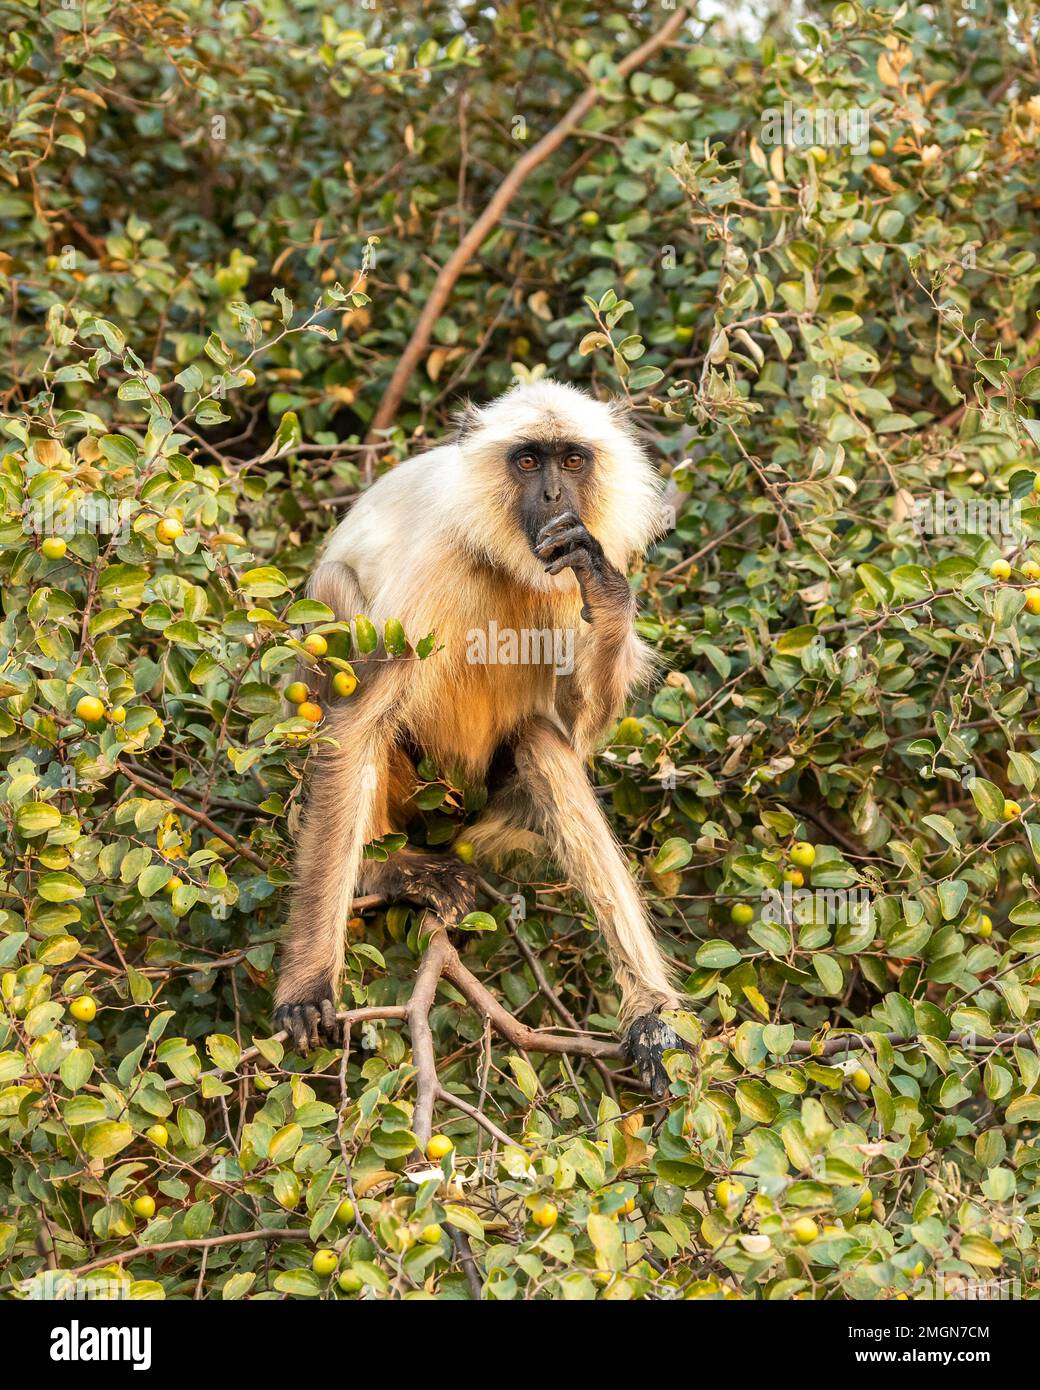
368 854 477 925
625 1011 688 1098
274 992 341 1054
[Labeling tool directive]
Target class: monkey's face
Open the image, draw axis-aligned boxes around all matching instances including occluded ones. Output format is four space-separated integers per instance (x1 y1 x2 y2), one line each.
508 438 593 553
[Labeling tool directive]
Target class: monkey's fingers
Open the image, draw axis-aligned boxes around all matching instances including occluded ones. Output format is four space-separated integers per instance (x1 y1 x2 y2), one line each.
534 525 591 560
535 510 581 543
275 1001 337 1054
544 547 590 576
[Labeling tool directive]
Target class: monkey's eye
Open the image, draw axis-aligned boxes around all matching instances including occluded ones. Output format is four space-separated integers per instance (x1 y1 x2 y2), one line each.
515 454 539 471
563 453 586 469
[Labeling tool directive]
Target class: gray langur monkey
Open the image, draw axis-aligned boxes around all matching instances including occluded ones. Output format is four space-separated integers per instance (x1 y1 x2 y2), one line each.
275 379 686 1094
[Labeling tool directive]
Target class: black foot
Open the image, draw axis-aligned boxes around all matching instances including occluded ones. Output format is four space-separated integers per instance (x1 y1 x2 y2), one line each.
625 1011 687 1098
381 855 477 924
274 993 341 1053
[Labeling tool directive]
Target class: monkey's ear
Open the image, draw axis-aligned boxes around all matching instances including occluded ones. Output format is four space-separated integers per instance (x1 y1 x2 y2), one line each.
454 400 484 442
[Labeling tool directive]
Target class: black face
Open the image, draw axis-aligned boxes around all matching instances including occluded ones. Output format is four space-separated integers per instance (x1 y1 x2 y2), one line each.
509 439 593 550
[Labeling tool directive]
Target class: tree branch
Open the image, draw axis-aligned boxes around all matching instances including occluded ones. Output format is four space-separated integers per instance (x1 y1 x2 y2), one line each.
365 5 692 439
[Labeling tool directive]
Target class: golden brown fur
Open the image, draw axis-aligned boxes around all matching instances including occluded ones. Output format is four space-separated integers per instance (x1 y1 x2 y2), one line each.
276 381 679 1041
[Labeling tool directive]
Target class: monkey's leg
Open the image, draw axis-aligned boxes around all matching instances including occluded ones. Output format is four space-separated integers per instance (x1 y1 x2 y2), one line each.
275 670 407 1052
512 716 686 1096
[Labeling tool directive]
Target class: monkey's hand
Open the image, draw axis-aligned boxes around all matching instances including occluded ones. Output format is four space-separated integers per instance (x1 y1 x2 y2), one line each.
274 991 341 1055
534 511 631 624
625 1010 689 1098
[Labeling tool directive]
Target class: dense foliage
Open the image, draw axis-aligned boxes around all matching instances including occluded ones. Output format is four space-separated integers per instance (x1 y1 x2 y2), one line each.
3 0 1040 1301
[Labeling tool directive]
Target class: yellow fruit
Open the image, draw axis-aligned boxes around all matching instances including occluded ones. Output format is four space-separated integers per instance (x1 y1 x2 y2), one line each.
312 1249 338 1277
808 145 827 163
790 842 816 868
303 633 328 657
420 1223 442 1245
105 706 126 724
977 913 993 938
1002 800 1022 821
851 1067 871 1092
41 537 67 560
1023 561 1040 581
239 368 256 386
338 1269 363 1293
296 701 322 723
579 210 600 227
730 902 754 926
990 558 1012 581
426 1134 453 1161
156 517 184 544
454 840 475 864
792 1217 818 1245
146 1124 169 1148
783 868 804 887
894 1292 909 1301
69 996 96 1023
912 1261 925 1277
332 671 357 698
868 139 887 157
714 1180 746 1209
164 875 184 893
335 1198 355 1225
132 1195 156 1219
285 681 309 705
1025 588 1040 615
75 695 105 723
531 1201 558 1229
619 1197 636 1215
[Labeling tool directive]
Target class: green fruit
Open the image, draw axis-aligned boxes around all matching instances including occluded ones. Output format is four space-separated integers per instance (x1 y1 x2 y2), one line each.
790 842 816 868
132 1194 156 1219
419 1223 441 1245
730 902 754 926
41 536 68 560
146 1124 169 1148
312 1249 338 1276
285 681 309 704
335 1198 355 1225
338 1269 363 1293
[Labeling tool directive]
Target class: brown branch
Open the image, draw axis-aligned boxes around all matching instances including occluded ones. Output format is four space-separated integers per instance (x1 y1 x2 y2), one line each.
120 768 267 870
408 921 454 1148
19 1227 310 1288
790 1028 1040 1057
435 1085 514 1148
365 5 692 440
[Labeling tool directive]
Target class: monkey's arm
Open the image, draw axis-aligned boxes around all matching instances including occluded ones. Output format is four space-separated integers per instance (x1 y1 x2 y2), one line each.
275 664 408 1050
535 512 652 759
